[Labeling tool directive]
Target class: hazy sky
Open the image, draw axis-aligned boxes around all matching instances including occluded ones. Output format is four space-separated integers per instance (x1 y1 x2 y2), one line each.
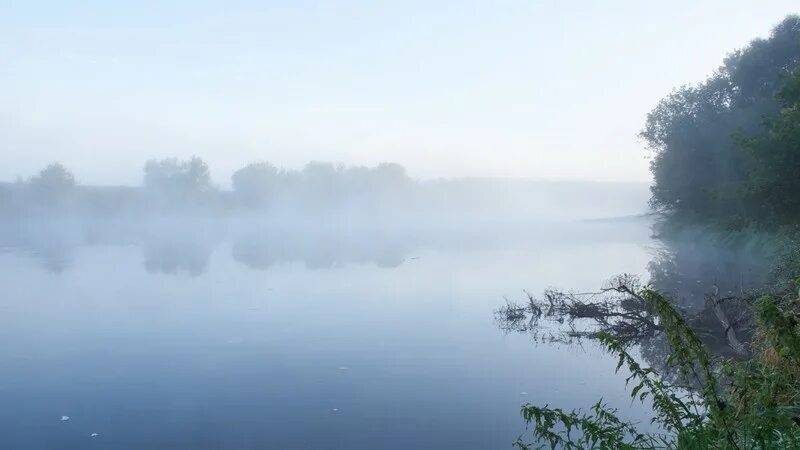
1 1 797 185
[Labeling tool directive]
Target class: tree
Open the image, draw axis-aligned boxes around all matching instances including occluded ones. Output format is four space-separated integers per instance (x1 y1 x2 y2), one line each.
27 162 77 210
371 162 412 192
642 15 800 223
231 162 280 208
740 68 800 224
299 162 346 208
143 156 213 197
29 162 76 193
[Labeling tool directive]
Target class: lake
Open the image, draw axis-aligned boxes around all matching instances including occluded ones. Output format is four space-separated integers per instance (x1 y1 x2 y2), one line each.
0 217 662 449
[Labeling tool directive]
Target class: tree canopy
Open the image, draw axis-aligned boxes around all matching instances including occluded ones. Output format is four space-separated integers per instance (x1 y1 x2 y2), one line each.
143 156 213 196
29 162 76 193
643 15 800 226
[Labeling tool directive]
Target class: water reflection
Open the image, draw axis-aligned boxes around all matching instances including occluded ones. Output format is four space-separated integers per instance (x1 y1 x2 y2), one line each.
0 221 78 273
28 242 75 274
496 229 778 375
642 233 774 363
232 232 406 270
0 214 658 450
0 216 655 277
143 239 212 277
647 235 773 313
0 222 416 275
0 219 418 274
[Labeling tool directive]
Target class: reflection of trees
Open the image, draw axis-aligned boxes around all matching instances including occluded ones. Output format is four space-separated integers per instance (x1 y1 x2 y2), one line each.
496 234 777 378
142 238 212 277
647 236 772 313
0 218 411 275
231 231 406 271
644 232 775 363
231 239 277 270
0 221 78 273
31 243 75 274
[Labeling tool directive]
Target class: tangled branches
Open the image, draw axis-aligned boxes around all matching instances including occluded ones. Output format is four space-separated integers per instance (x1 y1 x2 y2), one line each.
496 274 753 357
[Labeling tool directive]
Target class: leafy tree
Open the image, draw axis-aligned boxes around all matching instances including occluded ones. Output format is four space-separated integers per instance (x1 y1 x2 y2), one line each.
29 162 76 193
511 17 800 448
143 156 213 198
231 162 280 208
27 162 77 209
739 68 800 224
300 161 345 206
370 162 413 193
642 15 800 223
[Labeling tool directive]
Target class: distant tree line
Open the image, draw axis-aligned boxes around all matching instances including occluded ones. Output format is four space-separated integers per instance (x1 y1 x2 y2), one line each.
229 160 414 211
1 156 649 222
643 15 800 227
0 157 417 218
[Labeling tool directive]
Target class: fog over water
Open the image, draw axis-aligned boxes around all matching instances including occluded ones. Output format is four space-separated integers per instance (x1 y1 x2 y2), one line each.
0 154 781 449
3 3 799 447
0 172 674 449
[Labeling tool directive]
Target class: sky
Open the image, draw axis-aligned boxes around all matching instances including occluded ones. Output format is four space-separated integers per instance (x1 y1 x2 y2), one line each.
1 0 798 186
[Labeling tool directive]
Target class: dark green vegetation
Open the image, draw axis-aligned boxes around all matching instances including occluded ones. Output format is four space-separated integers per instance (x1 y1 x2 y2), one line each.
644 15 800 227
507 276 800 449
509 15 800 449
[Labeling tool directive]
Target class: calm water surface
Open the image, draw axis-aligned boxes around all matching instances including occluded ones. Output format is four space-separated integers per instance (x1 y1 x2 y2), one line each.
0 219 656 449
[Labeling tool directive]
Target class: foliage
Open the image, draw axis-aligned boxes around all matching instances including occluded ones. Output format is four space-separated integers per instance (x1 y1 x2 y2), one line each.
512 277 800 449
738 68 800 225
29 162 76 193
230 160 413 211
642 15 800 226
23 162 78 209
513 16 800 448
143 156 213 196
515 399 666 450
231 162 280 207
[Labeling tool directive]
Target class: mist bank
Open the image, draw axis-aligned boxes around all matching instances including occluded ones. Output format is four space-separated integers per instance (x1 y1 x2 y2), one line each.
0 159 650 226
0 158 652 275
0 210 655 276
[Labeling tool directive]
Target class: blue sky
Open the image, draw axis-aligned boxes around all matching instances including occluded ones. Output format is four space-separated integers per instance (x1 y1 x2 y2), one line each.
1 1 798 185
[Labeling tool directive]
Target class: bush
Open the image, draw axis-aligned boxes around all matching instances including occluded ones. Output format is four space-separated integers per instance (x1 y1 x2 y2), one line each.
513 278 800 449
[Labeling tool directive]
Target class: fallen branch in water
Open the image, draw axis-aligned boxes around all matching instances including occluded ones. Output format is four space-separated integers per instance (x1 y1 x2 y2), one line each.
495 274 753 358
